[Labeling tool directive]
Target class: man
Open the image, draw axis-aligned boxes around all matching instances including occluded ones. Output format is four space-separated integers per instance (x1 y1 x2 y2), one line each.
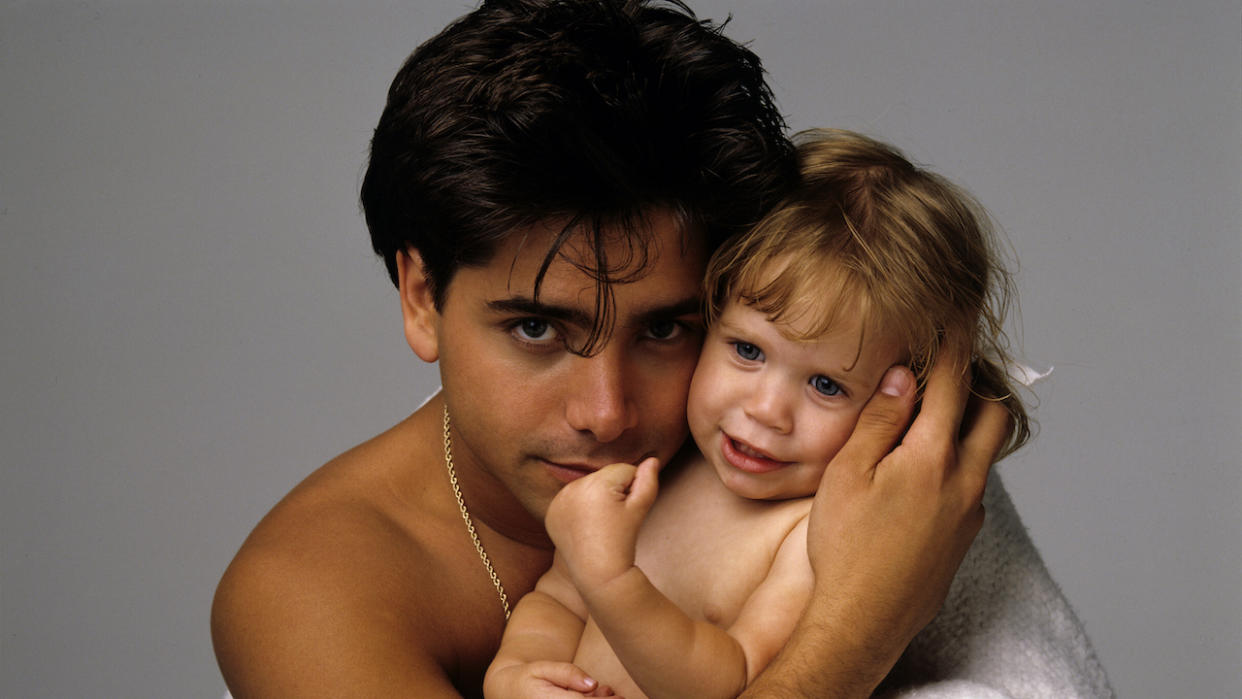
212 1 1110 696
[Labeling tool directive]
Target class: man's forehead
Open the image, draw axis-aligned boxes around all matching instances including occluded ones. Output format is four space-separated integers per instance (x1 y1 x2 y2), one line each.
487 222 702 309
493 214 706 288
488 253 706 317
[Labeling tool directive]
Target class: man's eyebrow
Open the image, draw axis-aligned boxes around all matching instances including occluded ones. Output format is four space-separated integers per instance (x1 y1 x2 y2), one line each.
485 298 594 327
486 296 702 327
630 297 703 325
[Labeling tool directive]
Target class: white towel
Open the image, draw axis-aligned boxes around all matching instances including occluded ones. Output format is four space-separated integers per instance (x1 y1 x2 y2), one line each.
877 474 1114 698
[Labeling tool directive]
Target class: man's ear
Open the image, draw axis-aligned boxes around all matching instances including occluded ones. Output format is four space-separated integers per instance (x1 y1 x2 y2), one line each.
396 248 440 363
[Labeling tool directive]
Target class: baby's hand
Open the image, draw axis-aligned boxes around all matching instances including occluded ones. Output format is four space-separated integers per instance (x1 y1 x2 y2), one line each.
484 660 616 698
545 458 659 590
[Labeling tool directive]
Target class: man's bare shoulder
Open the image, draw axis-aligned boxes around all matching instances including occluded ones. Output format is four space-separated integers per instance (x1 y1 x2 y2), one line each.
211 408 483 696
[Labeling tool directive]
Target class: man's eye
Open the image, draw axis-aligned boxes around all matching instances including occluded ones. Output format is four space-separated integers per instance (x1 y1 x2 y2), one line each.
810 375 842 397
733 341 763 361
512 319 557 343
645 320 681 340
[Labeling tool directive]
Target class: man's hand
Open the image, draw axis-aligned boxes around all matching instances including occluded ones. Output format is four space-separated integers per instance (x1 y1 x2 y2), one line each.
484 660 617 698
801 342 1012 689
544 458 660 591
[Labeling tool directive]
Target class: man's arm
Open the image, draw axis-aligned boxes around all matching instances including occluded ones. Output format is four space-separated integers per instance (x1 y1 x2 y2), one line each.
745 345 1011 697
211 480 480 699
212 532 461 697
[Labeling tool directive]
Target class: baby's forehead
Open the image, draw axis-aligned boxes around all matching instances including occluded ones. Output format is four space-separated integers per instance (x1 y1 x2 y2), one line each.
739 259 873 335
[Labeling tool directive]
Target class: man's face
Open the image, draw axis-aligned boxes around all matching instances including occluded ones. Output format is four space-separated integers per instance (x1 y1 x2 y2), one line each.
433 211 706 522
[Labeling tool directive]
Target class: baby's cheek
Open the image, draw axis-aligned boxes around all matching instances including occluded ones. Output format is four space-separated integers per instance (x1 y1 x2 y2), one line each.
798 466 829 498
811 416 858 466
685 362 719 425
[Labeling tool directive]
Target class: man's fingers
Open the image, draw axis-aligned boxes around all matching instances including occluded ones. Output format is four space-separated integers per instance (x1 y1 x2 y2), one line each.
959 394 1012 485
903 337 972 447
827 365 917 478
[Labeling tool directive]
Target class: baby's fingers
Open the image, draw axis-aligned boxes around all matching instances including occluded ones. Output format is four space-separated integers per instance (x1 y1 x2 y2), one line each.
530 661 602 694
625 457 660 513
591 462 639 492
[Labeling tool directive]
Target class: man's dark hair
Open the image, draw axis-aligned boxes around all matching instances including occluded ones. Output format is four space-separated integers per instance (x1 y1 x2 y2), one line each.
361 0 795 353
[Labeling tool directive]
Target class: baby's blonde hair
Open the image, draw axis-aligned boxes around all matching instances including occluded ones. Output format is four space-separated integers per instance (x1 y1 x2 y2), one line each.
704 129 1030 457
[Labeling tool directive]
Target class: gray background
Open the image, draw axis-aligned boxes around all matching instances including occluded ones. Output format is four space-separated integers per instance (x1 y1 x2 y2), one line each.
2 1 1238 697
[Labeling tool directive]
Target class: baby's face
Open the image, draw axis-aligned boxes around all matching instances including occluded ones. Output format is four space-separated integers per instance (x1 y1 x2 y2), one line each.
687 298 905 500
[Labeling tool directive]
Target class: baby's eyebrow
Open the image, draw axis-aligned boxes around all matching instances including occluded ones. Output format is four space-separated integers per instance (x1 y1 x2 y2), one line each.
831 372 871 394
713 317 747 335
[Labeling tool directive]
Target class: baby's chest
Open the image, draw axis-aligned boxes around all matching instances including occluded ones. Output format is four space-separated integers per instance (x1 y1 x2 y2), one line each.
634 498 805 627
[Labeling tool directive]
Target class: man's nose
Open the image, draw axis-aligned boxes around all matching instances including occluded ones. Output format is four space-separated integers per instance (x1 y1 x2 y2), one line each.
564 349 638 443
742 375 793 434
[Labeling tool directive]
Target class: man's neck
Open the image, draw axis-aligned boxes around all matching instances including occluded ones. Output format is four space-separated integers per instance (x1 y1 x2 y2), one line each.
423 397 553 551
452 457 553 551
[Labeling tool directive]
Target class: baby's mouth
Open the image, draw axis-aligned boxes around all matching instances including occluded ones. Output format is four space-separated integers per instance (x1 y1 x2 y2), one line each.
730 438 778 461
721 433 791 474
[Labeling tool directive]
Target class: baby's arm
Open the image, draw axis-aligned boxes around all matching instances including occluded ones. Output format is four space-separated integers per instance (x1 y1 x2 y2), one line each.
547 460 814 699
484 556 609 698
720 516 816 683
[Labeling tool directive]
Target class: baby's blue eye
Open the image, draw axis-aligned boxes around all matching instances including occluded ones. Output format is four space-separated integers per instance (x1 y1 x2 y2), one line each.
811 375 842 397
733 341 763 361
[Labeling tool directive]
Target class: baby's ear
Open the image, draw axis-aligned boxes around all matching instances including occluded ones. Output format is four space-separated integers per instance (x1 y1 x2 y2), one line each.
397 248 440 362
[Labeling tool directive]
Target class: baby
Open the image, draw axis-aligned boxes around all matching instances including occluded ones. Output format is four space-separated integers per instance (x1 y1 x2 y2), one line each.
484 129 1031 698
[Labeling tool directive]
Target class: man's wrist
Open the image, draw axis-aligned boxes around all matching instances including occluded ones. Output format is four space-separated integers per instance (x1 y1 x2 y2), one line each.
745 588 902 699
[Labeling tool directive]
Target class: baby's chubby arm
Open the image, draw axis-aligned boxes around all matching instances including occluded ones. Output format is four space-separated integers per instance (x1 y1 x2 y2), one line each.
543 458 661 596
484 557 613 698
548 459 809 699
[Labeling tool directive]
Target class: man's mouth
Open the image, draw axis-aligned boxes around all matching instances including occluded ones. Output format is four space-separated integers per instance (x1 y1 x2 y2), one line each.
539 457 646 485
540 460 594 484
721 434 790 474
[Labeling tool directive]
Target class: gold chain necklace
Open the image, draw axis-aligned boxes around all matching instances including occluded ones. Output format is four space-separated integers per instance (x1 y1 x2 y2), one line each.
442 404 511 620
